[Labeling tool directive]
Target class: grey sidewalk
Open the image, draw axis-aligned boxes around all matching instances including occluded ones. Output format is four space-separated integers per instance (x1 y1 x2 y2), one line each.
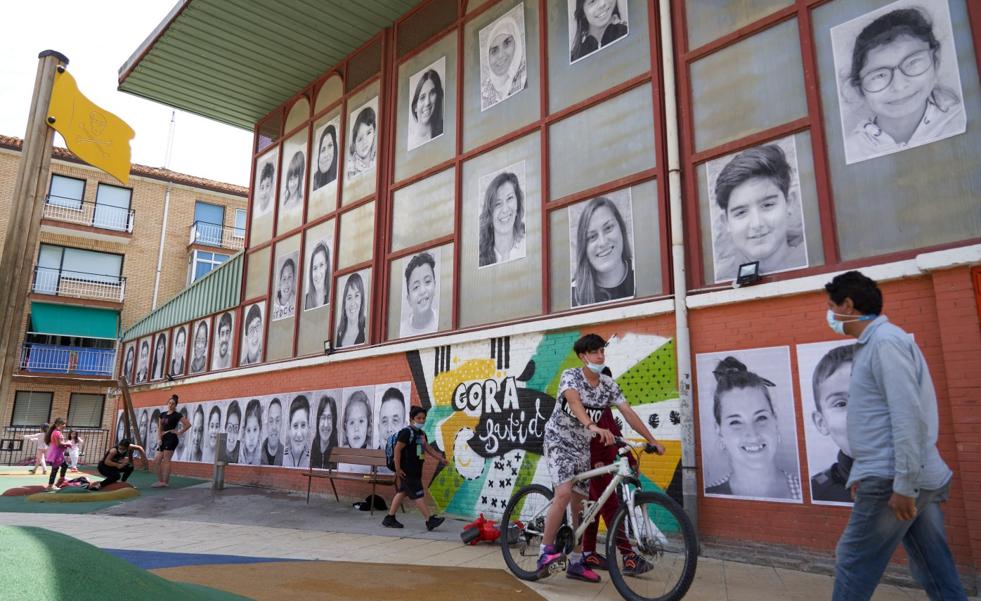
0 483 970 601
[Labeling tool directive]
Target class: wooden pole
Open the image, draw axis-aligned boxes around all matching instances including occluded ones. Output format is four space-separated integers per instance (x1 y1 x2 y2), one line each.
118 377 149 470
0 51 68 424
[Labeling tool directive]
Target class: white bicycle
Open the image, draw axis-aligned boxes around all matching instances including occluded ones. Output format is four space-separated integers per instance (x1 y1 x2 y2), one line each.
501 438 698 601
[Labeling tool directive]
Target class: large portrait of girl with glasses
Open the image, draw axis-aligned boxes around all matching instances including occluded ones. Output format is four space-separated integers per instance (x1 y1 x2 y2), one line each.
830 0 966 165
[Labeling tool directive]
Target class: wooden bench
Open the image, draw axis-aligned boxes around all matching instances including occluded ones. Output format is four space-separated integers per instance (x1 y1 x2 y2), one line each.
303 448 396 515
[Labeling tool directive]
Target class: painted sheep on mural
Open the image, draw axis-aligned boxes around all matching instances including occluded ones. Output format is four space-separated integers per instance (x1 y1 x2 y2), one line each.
405 330 680 520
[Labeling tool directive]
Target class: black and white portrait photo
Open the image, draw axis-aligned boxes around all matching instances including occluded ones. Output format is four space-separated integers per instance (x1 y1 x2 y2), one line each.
201 402 224 464
185 404 205 463
151 331 168 381
568 0 629 64
253 148 278 218
400 250 440 338
261 396 285 466
311 118 339 193
374 383 410 450
135 336 151 384
477 160 527 268
224 400 242 464
121 341 136 383
706 136 809 283
479 3 528 112
310 390 342 469
272 250 299 321
282 393 313 469
239 398 264 465
830 0 966 164
303 237 332 311
280 136 306 215
341 387 374 450
188 318 210 375
346 97 379 181
211 311 235 370
240 302 265 366
568 189 635 307
696 346 802 503
170 325 187 377
797 340 856 506
114 411 126 445
334 269 370 349
408 56 446 151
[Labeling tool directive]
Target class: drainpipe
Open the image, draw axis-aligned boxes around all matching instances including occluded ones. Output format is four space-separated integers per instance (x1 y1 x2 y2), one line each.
659 0 698 531
151 111 177 310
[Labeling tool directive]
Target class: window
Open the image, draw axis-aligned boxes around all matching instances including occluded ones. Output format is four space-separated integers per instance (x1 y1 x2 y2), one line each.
34 244 124 294
67 393 105 428
48 175 84 209
11 391 52 426
193 201 225 246
233 209 247 238
188 250 229 284
94 184 133 232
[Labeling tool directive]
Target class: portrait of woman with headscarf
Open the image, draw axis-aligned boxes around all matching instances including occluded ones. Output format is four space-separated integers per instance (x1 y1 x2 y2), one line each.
479 3 527 112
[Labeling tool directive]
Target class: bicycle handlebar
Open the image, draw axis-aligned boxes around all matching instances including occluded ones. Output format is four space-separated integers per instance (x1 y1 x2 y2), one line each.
613 436 660 455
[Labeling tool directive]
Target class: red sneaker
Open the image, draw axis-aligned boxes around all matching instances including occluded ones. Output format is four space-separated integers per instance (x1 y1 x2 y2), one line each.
566 561 602 583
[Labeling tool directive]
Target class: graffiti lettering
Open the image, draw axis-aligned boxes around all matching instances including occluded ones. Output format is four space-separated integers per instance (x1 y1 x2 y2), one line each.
476 397 549 455
452 377 520 413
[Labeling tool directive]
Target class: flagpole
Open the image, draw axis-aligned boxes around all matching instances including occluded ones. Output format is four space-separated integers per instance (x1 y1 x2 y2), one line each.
0 50 69 423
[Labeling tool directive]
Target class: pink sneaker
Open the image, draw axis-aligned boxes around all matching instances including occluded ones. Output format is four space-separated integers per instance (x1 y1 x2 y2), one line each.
566 561 602 583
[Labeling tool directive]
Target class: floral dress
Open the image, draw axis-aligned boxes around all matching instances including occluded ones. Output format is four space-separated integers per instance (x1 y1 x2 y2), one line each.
543 367 626 495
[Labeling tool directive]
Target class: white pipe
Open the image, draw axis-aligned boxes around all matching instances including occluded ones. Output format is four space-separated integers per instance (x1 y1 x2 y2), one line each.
151 186 171 311
151 112 176 310
659 0 698 530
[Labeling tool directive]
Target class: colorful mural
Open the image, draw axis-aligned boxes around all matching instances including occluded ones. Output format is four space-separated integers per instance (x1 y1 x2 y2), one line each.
406 330 680 520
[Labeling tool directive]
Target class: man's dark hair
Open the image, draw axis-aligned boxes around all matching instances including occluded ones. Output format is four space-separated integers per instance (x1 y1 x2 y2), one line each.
714 144 791 212
260 162 274 183
573 333 607 356
218 312 232 332
409 406 427 420
825 271 883 316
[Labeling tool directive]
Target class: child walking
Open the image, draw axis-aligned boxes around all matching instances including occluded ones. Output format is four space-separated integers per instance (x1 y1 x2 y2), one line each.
23 423 49 474
66 430 84 472
382 406 447 531
44 418 71 491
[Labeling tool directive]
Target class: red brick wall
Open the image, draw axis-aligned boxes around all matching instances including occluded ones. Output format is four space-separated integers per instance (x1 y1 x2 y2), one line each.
691 270 978 573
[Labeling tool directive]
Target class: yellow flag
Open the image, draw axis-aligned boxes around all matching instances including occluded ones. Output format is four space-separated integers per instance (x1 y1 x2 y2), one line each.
47 69 135 184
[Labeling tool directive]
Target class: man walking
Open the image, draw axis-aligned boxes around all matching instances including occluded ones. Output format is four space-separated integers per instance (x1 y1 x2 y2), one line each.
825 271 965 601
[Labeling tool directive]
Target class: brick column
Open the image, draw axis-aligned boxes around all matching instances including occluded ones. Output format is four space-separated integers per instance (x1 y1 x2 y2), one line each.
931 266 981 581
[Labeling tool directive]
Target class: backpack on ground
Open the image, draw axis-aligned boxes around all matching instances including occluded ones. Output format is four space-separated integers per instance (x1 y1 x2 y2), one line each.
385 427 415 471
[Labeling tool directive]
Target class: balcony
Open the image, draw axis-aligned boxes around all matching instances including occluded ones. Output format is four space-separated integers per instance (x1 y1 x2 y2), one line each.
189 220 245 251
32 266 126 303
18 343 116 378
42 195 135 236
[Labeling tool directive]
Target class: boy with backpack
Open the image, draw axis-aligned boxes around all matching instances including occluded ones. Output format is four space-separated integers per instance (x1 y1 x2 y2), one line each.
382 406 447 531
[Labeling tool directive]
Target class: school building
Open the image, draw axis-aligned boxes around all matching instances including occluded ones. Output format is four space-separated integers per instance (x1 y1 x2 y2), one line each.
0 134 247 454
115 0 981 587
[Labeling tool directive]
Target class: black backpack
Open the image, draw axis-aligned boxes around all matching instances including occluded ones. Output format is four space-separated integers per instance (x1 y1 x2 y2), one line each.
384 427 415 471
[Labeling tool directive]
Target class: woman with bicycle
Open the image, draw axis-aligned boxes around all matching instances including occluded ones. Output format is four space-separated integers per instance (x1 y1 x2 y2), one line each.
538 333 665 583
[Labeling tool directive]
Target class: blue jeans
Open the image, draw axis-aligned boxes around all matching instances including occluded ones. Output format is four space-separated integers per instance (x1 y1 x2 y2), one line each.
833 477 966 601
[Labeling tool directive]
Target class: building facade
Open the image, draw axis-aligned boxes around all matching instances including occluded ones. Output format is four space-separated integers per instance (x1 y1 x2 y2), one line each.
0 135 247 453
116 0 981 584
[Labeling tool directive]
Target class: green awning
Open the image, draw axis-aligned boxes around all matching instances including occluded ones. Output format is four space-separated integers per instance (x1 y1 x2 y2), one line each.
30 302 119 339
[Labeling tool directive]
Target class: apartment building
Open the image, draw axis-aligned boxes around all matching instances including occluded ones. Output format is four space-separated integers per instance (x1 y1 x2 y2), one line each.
0 134 247 452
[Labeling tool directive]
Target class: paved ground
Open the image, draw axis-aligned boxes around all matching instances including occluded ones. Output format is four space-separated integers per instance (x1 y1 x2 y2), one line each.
0 481 973 601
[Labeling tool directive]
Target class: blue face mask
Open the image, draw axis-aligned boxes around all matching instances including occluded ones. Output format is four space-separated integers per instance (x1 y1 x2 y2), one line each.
411 422 424 430
826 309 875 336
586 362 605 375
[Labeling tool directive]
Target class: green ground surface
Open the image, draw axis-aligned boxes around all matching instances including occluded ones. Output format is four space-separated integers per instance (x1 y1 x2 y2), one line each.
0 526 252 601
0 467 206 514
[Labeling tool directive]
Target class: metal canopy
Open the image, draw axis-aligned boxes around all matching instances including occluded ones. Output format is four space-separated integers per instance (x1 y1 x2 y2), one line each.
118 0 417 130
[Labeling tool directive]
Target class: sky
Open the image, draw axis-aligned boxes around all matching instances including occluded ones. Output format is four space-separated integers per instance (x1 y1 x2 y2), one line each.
0 1 252 186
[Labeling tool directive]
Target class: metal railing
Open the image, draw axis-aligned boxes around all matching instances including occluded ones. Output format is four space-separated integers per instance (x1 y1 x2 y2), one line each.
189 220 245 251
1 426 110 466
18 343 117 377
32 266 126 302
44 195 135 233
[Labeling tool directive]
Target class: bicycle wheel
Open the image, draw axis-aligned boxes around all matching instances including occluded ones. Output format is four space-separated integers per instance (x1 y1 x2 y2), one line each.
607 491 698 601
500 483 554 581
